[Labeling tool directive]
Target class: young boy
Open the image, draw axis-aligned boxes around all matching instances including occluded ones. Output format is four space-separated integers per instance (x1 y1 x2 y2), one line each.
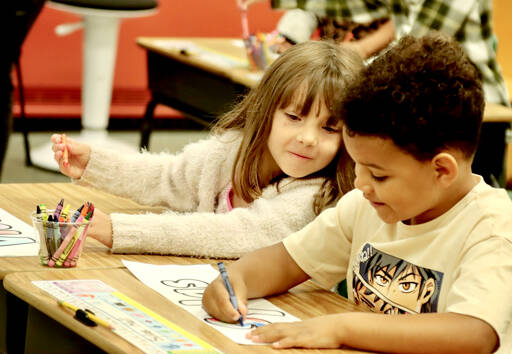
202 33 512 353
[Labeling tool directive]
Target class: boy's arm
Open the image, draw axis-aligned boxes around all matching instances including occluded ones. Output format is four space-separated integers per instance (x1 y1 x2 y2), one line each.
202 242 309 323
250 311 497 353
232 242 309 298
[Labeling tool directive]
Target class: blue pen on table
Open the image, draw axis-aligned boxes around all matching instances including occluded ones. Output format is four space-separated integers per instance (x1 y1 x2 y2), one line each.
217 262 244 326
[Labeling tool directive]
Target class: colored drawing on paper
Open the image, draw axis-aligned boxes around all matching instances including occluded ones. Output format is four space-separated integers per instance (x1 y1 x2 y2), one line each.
32 279 220 353
204 317 270 329
123 260 299 345
0 236 36 247
0 208 38 256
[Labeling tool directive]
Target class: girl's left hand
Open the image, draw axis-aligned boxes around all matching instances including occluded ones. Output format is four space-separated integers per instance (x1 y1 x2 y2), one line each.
86 208 113 248
246 314 345 349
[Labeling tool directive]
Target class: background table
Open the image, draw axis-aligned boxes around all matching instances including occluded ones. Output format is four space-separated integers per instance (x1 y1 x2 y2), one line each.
136 37 512 186
4 268 370 354
136 37 259 149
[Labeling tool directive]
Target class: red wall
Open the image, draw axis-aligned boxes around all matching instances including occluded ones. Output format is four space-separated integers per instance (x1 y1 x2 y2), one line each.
15 1 284 118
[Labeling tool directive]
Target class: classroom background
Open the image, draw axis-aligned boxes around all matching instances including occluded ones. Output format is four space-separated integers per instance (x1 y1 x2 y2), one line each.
3 0 512 191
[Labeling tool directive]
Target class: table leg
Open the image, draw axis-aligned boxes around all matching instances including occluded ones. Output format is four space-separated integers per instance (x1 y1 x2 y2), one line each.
0 283 28 354
139 99 158 150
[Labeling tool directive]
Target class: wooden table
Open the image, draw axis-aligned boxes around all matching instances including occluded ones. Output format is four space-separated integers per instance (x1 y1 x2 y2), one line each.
136 37 258 149
0 183 182 278
136 37 512 144
137 37 512 186
0 183 171 353
4 268 369 354
0 183 370 353
484 102 512 123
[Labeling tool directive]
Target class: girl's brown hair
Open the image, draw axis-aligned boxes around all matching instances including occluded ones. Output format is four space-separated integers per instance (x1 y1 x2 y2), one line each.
213 40 363 214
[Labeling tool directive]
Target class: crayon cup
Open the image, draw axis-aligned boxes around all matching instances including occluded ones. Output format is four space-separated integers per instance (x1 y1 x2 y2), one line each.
243 32 280 72
31 210 90 267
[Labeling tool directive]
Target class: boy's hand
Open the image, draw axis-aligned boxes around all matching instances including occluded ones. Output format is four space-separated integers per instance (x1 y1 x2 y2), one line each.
202 270 249 323
51 133 91 179
246 314 345 349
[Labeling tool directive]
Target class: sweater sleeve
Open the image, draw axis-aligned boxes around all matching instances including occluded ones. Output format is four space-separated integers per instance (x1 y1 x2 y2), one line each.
75 135 227 211
109 180 322 259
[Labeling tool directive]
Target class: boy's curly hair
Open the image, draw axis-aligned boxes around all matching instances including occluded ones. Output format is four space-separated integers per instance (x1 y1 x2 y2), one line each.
340 32 484 161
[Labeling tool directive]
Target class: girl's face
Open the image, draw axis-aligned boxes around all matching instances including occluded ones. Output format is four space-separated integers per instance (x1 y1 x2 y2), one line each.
263 96 343 182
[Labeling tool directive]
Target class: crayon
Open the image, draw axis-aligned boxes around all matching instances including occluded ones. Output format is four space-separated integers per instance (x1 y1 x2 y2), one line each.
55 211 92 267
46 215 55 255
54 199 64 219
52 215 62 251
70 204 84 223
39 204 47 218
35 205 49 264
217 262 244 326
59 204 70 222
59 204 71 235
40 204 50 262
48 210 87 267
65 205 94 267
62 134 69 167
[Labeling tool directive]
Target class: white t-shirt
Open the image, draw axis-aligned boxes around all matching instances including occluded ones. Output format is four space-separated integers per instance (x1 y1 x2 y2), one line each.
284 176 512 352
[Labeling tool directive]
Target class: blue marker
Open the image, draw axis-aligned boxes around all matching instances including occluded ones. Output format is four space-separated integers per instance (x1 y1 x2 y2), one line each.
217 262 244 326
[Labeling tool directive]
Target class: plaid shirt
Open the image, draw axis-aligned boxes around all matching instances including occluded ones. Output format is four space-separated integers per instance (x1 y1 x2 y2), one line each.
272 0 510 105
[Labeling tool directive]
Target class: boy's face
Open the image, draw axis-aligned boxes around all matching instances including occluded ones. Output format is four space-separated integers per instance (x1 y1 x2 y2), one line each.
343 128 443 225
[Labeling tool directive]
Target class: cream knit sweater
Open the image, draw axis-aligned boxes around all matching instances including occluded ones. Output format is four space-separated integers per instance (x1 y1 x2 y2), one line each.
76 131 325 258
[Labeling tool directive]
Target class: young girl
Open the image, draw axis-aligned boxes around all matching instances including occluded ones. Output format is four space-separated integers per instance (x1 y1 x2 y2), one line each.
51 40 363 258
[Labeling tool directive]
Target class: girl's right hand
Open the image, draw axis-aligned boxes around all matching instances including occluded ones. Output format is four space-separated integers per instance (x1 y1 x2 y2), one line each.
202 270 249 324
50 133 91 179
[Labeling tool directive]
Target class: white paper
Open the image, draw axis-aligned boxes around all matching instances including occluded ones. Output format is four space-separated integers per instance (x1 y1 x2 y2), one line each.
151 39 202 54
149 39 246 69
32 279 220 353
0 208 38 256
123 260 299 345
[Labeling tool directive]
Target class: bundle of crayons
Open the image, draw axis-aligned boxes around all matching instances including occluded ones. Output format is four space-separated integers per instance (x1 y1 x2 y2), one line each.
243 32 281 71
34 200 94 267
240 7 279 71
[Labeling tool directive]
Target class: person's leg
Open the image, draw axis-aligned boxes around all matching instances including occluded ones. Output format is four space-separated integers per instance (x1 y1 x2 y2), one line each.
0 60 14 179
0 1 46 179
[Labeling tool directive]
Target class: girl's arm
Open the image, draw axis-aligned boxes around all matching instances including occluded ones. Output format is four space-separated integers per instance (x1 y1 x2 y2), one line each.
249 311 497 354
74 134 221 210
107 180 321 257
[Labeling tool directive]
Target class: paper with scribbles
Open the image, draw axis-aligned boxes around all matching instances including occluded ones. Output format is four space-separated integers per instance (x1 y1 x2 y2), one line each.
123 260 299 345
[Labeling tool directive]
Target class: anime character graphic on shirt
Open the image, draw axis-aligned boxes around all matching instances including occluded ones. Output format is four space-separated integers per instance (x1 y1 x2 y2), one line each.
352 243 443 314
